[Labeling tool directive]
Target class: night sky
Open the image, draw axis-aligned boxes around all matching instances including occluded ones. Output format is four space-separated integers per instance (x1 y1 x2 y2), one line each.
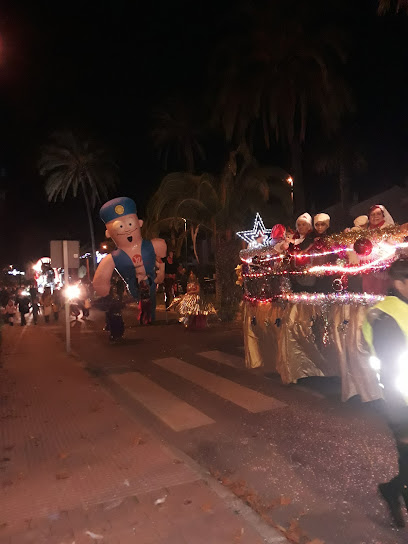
0 0 408 268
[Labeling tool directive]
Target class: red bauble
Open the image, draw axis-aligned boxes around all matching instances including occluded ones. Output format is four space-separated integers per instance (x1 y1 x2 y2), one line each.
353 237 373 256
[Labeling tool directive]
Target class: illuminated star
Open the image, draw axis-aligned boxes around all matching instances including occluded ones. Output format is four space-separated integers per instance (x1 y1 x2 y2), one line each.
236 213 272 248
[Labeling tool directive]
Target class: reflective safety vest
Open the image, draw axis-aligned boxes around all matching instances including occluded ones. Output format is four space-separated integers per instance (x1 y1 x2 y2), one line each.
362 296 408 355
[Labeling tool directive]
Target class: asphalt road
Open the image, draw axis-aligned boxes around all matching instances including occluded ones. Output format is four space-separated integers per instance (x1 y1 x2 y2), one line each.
52 304 407 544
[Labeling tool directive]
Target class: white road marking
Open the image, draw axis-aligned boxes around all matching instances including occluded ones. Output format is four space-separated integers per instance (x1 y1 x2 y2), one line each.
153 357 286 413
198 350 245 368
111 372 215 431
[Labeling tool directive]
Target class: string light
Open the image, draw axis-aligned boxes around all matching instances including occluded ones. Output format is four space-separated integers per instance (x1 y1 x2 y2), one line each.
244 292 384 305
236 213 272 248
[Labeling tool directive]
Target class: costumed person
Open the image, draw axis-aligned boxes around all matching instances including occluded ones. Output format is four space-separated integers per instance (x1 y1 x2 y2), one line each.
311 213 333 293
106 286 125 342
289 213 315 292
362 258 408 528
174 270 216 330
362 205 395 295
3 299 16 326
41 287 52 324
368 204 394 230
313 213 331 239
31 296 40 325
139 279 152 325
51 290 61 321
93 197 167 322
164 250 178 308
18 294 30 327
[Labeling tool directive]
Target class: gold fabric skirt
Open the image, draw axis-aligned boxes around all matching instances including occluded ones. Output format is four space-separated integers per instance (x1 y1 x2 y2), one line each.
243 300 382 402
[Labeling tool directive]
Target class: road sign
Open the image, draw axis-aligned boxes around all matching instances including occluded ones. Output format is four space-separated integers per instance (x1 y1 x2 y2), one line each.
50 240 80 354
50 240 80 269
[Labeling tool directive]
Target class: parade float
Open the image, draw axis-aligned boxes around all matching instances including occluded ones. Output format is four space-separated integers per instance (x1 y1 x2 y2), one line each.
32 257 62 293
237 212 408 401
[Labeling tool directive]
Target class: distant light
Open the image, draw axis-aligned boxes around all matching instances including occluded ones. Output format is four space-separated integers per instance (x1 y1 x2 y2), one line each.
102 244 108 250
286 176 293 187
21 289 29 297
8 269 25 276
64 284 80 300
96 251 107 263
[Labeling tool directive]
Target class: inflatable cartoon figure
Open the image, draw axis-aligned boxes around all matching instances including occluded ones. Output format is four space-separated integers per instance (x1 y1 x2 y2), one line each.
93 197 166 321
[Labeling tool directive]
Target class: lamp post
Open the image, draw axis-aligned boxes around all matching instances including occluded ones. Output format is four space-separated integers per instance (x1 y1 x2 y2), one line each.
181 217 187 267
286 176 294 217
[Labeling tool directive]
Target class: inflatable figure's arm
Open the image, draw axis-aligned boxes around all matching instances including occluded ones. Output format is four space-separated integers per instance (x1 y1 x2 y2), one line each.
152 238 167 284
93 254 115 296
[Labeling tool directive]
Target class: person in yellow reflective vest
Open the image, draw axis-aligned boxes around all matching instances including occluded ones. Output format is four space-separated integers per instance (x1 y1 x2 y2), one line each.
363 258 408 527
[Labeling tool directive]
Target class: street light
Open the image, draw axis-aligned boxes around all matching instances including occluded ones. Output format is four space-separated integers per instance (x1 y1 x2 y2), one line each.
181 217 187 267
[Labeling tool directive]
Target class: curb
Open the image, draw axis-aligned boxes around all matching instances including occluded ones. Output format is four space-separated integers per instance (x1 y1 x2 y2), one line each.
68 345 288 543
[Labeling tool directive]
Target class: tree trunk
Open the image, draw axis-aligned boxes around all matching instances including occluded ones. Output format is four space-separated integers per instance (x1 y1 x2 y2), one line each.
215 234 241 321
81 180 97 274
339 164 350 211
290 138 305 216
190 225 200 264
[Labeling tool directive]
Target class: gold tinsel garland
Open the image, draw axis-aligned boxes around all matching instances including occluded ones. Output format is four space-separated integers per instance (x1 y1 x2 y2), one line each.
325 224 407 247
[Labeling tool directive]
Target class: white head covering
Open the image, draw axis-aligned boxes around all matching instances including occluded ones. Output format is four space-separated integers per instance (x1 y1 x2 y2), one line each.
296 213 312 229
368 205 395 227
353 215 368 228
314 213 330 227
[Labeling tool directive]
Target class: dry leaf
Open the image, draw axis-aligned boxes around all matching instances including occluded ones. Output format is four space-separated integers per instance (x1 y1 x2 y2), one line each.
56 471 69 480
58 452 69 460
85 530 104 540
280 496 291 506
200 502 213 513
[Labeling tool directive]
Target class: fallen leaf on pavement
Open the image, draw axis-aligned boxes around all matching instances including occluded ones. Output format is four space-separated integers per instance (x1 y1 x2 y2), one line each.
154 496 167 506
183 499 192 505
85 530 104 540
280 496 291 506
200 502 213 513
104 498 123 511
56 471 69 480
234 528 245 542
133 437 146 446
285 519 305 544
58 452 69 460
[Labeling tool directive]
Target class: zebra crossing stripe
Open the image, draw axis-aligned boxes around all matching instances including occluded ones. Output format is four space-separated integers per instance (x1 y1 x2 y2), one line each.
198 350 244 368
111 372 215 431
153 357 286 413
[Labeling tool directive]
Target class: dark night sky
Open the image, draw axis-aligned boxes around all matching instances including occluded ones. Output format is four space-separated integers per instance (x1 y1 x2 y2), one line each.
0 0 407 268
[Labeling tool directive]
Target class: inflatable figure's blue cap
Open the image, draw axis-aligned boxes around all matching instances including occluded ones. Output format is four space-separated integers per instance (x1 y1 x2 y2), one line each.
100 197 137 224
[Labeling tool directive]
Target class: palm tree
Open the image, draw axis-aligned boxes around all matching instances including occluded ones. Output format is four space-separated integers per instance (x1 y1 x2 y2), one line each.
212 1 353 213
39 131 117 272
378 0 408 13
315 128 367 212
145 145 292 320
152 97 206 173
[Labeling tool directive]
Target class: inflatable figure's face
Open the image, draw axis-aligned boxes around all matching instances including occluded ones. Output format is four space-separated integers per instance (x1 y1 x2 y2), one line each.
105 213 143 250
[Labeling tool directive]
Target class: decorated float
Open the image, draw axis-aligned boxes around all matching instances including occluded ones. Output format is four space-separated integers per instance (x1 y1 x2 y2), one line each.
237 210 408 401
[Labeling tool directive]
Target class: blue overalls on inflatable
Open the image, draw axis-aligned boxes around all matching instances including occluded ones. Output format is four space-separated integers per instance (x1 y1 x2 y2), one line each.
99 197 158 321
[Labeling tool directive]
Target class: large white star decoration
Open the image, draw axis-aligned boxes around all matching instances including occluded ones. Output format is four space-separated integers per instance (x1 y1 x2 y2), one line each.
236 213 272 248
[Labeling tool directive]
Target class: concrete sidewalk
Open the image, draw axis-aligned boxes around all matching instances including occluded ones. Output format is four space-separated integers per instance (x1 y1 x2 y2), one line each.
0 324 285 544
